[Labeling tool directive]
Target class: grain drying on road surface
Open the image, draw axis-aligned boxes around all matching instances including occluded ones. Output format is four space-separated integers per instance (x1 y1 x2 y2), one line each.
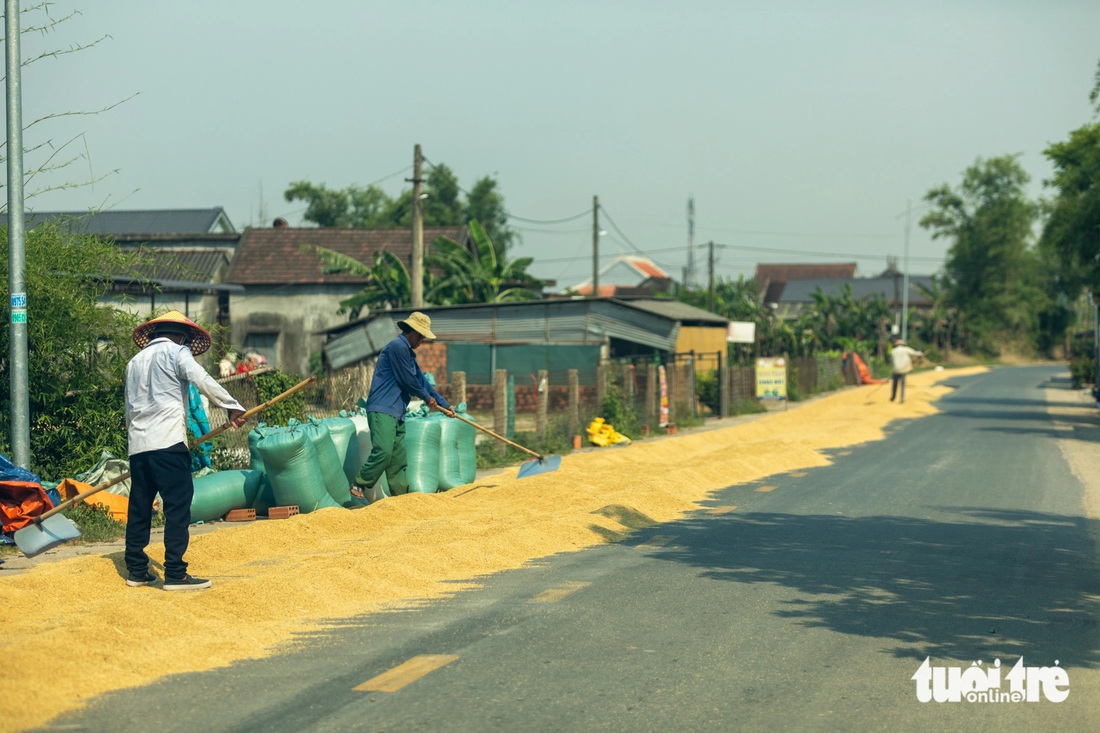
0 368 984 733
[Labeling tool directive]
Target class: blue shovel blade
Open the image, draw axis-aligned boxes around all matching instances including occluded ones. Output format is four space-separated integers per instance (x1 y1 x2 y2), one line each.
14 513 82 558
517 454 561 479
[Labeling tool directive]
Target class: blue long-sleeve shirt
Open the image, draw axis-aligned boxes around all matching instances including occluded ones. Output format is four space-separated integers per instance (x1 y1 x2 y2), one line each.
365 334 451 420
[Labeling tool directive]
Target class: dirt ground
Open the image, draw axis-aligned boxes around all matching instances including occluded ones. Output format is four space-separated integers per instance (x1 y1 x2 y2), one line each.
1 368 988 733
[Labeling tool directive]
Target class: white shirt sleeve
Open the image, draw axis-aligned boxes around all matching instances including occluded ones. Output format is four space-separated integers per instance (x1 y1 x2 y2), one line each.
175 348 246 412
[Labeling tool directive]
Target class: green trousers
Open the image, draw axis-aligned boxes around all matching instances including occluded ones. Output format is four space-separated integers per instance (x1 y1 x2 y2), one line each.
355 412 409 495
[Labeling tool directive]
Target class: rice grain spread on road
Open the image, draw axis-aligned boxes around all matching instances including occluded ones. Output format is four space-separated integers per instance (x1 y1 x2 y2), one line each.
0 368 983 733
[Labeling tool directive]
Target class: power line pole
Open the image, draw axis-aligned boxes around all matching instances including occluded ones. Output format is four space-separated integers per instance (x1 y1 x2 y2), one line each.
902 198 911 341
686 196 695 289
592 195 599 297
409 144 424 308
707 240 715 312
6 0 30 468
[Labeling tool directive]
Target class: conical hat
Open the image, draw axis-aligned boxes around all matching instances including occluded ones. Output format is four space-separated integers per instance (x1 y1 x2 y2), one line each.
132 310 212 355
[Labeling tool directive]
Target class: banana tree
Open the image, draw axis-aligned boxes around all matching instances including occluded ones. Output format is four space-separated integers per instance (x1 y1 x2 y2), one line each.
430 219 543 303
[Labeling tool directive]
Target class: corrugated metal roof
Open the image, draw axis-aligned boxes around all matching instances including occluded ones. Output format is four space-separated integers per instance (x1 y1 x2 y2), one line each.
321 298 703 367
1 208 235 235
325 317 398 370
613 297 729 326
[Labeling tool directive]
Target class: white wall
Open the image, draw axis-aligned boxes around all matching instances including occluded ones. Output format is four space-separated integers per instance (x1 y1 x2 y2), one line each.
229 285 359 375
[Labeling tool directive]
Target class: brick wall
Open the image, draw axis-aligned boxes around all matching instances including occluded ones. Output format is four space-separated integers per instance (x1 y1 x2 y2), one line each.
417 342 448 386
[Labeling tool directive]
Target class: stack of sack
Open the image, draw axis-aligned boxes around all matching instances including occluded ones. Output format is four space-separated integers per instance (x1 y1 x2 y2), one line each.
184 397 479 520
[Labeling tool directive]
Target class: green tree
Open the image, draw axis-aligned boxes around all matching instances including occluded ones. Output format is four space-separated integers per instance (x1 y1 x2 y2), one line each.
284 165 518 252
430 220 542 304
0 221 148 479
305 220 540 315
465 176 515 255
423 163 464 226
1040 121 1100 298
920 155 1046 355
283 181 394 227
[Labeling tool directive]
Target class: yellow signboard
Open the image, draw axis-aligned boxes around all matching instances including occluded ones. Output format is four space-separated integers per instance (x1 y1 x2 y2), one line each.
755 357 787 400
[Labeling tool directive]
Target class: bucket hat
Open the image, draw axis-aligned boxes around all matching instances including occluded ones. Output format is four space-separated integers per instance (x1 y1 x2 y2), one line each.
132 310 212 355
397 311 436 340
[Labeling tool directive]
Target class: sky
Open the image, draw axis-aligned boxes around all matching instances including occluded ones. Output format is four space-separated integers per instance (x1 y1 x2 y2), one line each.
7 1 1099 292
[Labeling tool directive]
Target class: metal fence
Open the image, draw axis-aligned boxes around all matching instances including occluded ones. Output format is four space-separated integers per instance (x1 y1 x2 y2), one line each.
205 351 853 468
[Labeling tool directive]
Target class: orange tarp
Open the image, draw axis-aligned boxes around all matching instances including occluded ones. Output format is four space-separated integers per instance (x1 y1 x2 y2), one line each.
0 480 54 532
852 352 887 385
57 478 129 523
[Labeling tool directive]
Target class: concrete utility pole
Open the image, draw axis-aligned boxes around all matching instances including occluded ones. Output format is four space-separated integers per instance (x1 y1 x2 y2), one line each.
592 195 599 297
6 0 30 467
409 144 424 308
902 198 912 341
686 196 695 289
707 240 716 312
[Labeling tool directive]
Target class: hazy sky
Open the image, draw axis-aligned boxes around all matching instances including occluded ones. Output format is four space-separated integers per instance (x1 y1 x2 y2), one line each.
8 1 1099 290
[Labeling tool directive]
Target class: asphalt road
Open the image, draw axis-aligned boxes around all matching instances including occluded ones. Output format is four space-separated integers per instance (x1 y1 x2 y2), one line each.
37 365 1100 732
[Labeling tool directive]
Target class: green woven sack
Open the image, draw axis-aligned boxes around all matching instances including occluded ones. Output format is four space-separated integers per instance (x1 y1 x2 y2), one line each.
247 423 278 515
191 469 262 522
404 413 441 494
439 404 477 489
302 417 352 505
313 415 360 486
255 424 341 513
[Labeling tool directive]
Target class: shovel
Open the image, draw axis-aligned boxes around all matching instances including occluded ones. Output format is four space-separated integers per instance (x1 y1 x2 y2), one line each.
450 413 561 479
14 376 317 558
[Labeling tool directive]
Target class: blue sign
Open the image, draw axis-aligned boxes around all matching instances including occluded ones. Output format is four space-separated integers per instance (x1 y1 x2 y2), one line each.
11 293 26 308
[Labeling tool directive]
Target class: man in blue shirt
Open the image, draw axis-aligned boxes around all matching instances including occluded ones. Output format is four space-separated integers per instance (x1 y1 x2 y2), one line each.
353 312 454 497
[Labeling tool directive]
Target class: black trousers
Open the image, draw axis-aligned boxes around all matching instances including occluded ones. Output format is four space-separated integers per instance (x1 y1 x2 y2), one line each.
125 446 194 578
890 373 907 402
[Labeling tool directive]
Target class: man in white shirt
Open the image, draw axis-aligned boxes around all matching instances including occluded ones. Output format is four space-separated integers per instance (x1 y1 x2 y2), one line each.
124 311 247 591
890 338 924 404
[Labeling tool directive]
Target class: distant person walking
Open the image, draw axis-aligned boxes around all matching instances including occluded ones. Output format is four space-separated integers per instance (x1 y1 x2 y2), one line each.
353 312 454 498
890 338 924 404
125 311 248 590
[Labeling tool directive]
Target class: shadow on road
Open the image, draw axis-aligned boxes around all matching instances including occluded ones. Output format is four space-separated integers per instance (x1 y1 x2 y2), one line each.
655 508 1100 668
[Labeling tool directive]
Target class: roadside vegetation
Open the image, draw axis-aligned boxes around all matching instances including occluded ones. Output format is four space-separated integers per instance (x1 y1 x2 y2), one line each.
4 37 1099 546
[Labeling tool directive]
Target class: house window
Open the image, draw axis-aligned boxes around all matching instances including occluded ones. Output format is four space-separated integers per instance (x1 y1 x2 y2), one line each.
244 332 279 368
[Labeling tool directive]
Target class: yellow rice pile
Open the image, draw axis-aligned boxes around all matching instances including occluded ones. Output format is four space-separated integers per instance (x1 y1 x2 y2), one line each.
0 367 983 732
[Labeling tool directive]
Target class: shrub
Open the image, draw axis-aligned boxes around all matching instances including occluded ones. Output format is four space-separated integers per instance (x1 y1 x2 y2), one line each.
252 371 307 426
0 221 147 480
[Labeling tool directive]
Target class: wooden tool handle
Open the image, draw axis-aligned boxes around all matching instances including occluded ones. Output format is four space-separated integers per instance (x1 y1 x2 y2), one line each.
34 375 318 523
450 412 543 460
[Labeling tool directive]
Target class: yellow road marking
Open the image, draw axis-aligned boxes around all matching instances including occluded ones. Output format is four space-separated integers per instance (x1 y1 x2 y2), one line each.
636 534 675 548
532 581 591 602
707 506 737 514
755 485 777 493
789 471 808 478
836 450 852 456
354 654 459 692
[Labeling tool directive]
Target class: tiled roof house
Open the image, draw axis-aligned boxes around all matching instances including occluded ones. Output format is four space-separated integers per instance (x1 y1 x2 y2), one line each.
224 225 469 374
570 255 673 297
